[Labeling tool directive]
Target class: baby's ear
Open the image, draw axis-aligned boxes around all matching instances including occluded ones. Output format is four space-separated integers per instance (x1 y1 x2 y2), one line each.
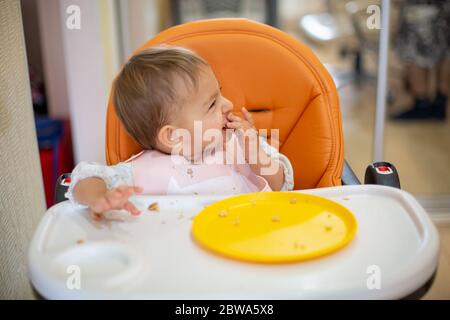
156 125 178 152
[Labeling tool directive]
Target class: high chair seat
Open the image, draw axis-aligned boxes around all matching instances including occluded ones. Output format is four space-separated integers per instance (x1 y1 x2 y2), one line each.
39 21 440 300
55 18 401 205
106 18 344 190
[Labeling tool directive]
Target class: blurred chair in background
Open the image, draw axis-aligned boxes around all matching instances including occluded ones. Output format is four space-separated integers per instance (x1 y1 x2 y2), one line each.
299 0 401 106
344 0 380 80
392 0 449 120
344 0 400 105
170 0 278 27
298 0 357 90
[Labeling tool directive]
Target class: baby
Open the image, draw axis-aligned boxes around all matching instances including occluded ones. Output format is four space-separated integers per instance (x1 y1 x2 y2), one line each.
67 46 294 217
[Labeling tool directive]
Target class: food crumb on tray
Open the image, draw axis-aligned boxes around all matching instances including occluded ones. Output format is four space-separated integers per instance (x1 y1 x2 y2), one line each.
148 202 160 212
76 239 84 245
218 210 227 217
91 212 103 221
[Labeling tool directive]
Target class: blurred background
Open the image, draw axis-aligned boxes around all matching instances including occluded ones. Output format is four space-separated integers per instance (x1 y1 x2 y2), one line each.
20 0 449 211
0 0 444 300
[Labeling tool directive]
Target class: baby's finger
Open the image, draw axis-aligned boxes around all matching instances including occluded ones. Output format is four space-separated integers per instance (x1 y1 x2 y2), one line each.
226 121 241 129
227 113 241 122
128 185 144 195
106 191 131 209
124 201 141 216
118 187 135 198
91 197 109 213
109 189 123 199
106 189 124 202
241 107 254 125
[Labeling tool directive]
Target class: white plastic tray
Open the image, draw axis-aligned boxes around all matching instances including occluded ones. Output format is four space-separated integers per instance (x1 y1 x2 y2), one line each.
28 185 439 299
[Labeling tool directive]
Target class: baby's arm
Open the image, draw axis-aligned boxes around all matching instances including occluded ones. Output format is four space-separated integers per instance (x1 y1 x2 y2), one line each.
226 108 294 191
257 137 294 191
66 161 142 215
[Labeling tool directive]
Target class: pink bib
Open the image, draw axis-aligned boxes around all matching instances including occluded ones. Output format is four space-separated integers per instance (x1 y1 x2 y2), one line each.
126 148 272 196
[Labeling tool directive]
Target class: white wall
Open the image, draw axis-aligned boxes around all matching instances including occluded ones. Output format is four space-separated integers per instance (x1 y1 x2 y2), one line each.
36 0 160 164
37 0 119 164
58 0 115 164
119 0 160 59
37 0 71 119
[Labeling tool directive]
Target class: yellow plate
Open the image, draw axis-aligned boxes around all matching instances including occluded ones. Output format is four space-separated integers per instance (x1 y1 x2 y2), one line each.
192 192 358 263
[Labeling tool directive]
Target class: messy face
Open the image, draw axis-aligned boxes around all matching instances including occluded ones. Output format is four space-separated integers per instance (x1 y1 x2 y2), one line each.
170 65 233 159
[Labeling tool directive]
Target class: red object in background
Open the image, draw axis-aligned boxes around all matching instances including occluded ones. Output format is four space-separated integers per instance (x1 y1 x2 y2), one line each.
39 119 74 208
375 165 393 174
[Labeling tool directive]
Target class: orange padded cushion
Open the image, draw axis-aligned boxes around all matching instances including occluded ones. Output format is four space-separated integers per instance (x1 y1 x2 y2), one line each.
106 18 344 189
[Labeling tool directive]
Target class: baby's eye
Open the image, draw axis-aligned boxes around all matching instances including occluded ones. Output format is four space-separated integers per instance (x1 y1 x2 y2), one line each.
209 100 216 110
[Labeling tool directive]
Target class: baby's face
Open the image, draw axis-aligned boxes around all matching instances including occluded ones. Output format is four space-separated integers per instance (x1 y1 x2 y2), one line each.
172 65 233 154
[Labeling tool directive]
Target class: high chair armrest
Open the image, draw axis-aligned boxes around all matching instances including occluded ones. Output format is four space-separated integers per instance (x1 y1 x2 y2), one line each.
342 160 401 189
54 173 71 204
365 161 401 189
341 160 361 185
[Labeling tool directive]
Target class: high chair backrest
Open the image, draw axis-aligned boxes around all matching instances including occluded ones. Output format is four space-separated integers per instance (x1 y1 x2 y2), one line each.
106 18 344 190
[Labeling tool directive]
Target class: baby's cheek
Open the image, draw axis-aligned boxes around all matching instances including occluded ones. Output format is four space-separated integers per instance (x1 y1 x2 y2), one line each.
197 119 211 134
216 111 224 125
204 115 220 130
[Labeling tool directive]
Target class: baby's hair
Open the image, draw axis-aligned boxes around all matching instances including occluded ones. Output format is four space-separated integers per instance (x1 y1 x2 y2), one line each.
112 45 208 149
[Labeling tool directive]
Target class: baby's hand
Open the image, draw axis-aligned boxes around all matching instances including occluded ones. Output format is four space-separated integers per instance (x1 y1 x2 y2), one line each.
88 185 143 218
226 107 259 163
226 107 258 138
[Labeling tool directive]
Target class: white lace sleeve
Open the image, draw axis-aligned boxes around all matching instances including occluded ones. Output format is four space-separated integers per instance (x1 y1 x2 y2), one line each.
258 136 295 191
65 161 134 210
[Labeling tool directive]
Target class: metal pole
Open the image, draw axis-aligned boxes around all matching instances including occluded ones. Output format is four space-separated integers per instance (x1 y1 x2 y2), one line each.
265 0 278 27
170 0 181 26
373 0 390 162
117 0 131 61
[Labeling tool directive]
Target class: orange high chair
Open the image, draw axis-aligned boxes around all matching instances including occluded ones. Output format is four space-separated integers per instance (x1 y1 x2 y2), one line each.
55 18 400 202
38 20 442 301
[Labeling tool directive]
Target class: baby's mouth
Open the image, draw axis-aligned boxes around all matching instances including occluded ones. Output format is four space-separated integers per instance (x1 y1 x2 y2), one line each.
222 124 230 142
